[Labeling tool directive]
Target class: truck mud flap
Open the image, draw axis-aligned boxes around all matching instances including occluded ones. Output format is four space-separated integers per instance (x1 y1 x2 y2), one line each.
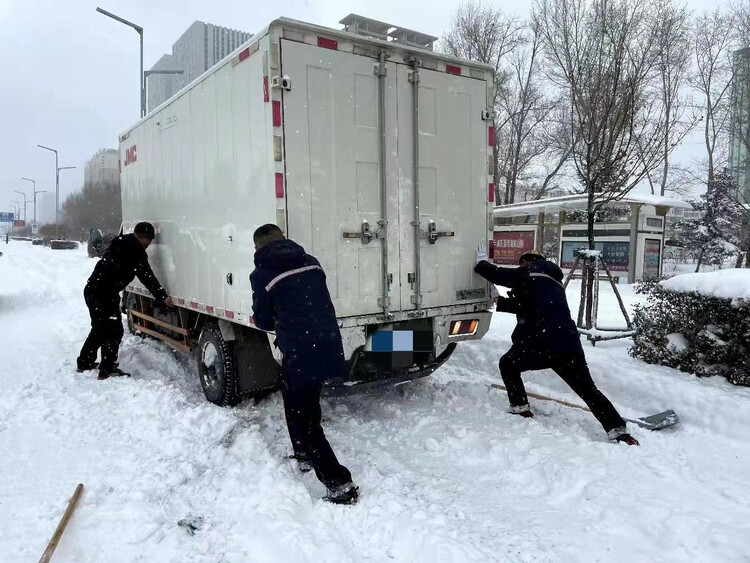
321 343 457 397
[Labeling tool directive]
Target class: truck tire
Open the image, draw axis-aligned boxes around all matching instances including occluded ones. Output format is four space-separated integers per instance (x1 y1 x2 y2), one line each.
197 323 240 406
125 292 144 336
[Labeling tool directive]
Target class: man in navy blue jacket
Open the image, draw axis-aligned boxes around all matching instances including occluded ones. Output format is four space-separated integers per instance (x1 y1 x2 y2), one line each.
475 248 638 445
250 224 358 504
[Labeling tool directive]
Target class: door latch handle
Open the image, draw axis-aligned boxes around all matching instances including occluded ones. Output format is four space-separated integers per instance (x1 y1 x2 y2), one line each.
344 220 385 245
427 220 454 244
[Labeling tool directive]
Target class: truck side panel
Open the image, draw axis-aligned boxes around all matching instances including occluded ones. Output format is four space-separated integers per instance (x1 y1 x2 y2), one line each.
121 40 275 323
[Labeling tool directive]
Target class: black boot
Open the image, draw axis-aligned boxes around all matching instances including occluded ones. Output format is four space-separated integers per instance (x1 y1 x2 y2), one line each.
98 367 131 380
613 433 640 446
76 360 99 373
324 482 359 505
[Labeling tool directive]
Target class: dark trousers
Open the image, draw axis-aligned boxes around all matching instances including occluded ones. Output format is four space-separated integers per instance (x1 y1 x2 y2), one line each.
499 346 625 434
282 363 352 489
77 287 124 372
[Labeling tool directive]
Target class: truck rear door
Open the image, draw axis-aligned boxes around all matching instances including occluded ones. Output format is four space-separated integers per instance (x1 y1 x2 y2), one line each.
396 65 489 311
281 39 400 318
282 39 490 319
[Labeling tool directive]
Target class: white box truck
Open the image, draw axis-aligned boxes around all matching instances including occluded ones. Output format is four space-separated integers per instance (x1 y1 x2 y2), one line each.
120 15 496 405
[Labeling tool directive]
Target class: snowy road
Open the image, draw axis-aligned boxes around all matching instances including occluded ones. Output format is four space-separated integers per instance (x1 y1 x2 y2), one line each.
1 241 749 562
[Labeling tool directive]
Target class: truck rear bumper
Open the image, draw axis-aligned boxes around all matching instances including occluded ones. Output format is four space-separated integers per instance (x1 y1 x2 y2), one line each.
321 342 457 396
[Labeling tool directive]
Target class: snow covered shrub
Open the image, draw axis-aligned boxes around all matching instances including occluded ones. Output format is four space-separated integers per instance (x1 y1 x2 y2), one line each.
630 280 750 386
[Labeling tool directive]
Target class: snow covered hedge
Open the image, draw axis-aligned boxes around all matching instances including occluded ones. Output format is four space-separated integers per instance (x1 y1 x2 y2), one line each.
630 270 750 386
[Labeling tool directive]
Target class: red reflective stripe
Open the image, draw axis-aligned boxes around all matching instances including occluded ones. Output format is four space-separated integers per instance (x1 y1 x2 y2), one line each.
272 100 281 127
317 36 338 50
275 172 284 198
190 302 198 309
248 316 255 325
489 183 495 203
446 65 461 75
206 306 214 314
238 47 250 62
177 298 184 305
225 310 235 319
488 126 495 146
263 76 269 103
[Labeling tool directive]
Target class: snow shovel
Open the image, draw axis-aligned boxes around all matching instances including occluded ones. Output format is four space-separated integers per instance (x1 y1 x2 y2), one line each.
490 384 680 431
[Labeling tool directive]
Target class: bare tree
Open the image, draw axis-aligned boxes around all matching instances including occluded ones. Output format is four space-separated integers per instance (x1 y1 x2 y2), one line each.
535 0 666 243
496 21 573 203
648 0 700 196
535 0 673 324
691 8 735 183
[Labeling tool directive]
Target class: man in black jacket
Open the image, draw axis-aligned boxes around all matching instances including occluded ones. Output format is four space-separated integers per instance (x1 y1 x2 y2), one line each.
77 222 173 380
475 248 638 445
250 224 358 505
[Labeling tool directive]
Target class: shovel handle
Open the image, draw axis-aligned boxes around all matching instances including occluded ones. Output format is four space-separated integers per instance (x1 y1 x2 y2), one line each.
39 483 84 563
491 383 592 413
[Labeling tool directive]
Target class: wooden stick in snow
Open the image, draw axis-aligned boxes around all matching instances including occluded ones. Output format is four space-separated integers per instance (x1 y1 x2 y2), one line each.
39 483 84 563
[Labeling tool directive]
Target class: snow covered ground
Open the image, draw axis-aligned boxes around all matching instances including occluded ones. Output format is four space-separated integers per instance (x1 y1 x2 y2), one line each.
1 241 749 562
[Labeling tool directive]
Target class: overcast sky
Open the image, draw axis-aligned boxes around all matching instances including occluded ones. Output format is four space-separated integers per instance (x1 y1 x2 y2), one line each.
0 0 720 222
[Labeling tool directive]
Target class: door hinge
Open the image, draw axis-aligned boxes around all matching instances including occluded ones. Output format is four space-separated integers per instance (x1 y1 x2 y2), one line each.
271 75 292 91
226 273 233 285
373 62 387 76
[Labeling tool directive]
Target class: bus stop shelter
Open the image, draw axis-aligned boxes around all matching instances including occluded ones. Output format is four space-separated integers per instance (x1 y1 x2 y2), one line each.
492 193 693 284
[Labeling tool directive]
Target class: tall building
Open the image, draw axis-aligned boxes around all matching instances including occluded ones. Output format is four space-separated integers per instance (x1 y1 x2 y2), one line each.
728 47 750 207
147 21 252 112
84 149 119 187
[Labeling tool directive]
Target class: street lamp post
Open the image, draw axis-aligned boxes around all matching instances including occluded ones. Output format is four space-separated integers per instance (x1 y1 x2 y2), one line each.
14 189 29 222
10 202 19 220
33 190 47 224
37 146 76 224
96 7 145 117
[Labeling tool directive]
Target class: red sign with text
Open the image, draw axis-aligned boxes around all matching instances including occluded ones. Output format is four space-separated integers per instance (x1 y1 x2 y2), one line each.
491 231 536 265
124 145 137 166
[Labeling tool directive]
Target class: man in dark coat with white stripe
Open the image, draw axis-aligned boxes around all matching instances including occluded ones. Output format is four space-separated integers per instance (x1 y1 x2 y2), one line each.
250 224 358 504
475 248 638 445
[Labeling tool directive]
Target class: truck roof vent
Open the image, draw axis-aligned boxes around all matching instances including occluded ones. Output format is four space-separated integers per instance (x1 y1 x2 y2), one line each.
339 13 438 51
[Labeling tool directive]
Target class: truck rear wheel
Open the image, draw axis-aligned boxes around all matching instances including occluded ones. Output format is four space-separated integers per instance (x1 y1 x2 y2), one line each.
125 292 144 336
198 323 240 406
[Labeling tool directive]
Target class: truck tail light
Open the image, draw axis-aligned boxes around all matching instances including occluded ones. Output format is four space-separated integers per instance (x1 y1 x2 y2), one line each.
450 319 479 336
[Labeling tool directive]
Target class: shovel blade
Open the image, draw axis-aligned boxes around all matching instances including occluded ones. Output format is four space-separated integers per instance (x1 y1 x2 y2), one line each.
628 409 680 431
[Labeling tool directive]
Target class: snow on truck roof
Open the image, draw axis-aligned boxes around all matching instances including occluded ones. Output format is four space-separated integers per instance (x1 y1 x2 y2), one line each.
120 15 493 139
492 193 693 217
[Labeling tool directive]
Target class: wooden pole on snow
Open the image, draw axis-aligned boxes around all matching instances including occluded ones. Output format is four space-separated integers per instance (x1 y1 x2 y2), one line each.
39 483 84 563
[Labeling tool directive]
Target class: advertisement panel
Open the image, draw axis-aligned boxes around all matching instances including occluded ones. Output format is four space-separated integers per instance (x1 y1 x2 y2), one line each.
13 220 25 228
643 239 661 279
560 241 630 271
492 231 536 265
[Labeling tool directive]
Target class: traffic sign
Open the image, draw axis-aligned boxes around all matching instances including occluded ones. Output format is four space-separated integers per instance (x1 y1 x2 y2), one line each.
0 212 14 223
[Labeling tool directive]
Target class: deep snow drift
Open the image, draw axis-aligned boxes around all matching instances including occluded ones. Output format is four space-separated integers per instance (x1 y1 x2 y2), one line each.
1 242 749 562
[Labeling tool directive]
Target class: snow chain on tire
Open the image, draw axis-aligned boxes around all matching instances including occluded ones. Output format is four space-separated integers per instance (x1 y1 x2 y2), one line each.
198 323 240 407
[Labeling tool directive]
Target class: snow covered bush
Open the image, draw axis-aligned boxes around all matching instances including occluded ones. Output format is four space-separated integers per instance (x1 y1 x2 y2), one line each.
630 272 750 386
